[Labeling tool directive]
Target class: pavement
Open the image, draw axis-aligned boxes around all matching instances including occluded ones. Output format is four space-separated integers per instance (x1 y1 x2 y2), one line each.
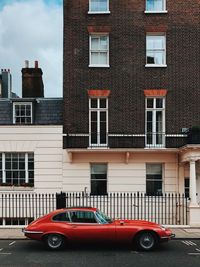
0 227 200 240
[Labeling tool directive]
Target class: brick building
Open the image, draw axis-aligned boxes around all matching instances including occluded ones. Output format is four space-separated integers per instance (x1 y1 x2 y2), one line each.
63 0 200 225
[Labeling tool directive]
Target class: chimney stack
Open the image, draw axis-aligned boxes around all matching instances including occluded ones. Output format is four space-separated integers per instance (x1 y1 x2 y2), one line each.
22 60 44 98
0 69 12 98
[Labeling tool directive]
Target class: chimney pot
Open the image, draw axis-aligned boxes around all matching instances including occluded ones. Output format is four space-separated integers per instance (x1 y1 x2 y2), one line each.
35 61 39 69
25 60 29 68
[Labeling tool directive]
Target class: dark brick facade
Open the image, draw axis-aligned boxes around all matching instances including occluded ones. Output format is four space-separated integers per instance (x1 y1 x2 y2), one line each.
63 1 200 145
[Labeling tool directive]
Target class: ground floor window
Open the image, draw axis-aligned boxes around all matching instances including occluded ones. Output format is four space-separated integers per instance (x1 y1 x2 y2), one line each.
0 153 34 187
91 163 107 195
0 217 34 226
184 177 190 198
146 163 163 196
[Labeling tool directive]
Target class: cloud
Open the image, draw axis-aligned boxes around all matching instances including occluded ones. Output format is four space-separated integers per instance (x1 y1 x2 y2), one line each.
0 0 63 97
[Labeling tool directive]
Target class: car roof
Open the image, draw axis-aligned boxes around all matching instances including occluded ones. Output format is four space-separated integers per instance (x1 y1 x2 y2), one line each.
66 207 97 212
50 207 98 215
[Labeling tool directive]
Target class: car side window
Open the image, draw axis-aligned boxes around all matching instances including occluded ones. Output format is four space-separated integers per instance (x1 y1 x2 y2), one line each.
69 211 97 223
52 212 70 222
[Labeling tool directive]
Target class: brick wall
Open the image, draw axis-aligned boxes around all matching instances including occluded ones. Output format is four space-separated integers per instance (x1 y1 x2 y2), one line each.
63 0 200 136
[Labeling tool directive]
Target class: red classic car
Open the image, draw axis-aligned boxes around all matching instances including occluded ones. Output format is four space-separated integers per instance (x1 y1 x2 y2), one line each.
23 207 175 251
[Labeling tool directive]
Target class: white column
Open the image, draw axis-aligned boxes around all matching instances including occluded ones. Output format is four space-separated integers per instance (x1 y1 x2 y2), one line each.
189 160 197 205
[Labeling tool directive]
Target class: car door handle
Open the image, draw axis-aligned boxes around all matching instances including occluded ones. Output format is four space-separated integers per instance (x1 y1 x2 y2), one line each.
72 225 77 228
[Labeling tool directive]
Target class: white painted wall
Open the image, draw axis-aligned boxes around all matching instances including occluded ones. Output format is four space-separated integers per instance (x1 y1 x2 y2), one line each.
62 151 179 193
0 126 63 193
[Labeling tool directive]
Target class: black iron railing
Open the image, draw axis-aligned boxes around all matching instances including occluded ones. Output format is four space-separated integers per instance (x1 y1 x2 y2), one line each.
64 133 188 149
0 193 56 226
62 192 189 225
0 192 189 226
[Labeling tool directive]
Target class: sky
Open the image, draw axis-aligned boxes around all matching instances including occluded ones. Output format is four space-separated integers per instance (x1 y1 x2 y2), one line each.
0 0 63 97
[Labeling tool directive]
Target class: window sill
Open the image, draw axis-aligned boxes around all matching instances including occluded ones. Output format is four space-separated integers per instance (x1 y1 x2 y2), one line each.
89 65 110 68
145 64 167 68
88 146 109 149
88 11 111 14
144 11 168 14
145 146 166 149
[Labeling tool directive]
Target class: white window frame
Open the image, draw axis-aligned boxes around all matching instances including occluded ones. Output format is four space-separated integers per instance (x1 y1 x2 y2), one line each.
13 102 33 124
88 0 110 14
146 163 164 196
89 98 108 147
0 152 34 186
145 33 167 67
145 97 166 148
89 34 110 68
145 0 167 13
90 163 108 195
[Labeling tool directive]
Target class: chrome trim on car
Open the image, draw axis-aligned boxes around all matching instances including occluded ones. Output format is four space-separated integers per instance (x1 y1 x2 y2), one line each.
23 229 43 234
160 234 175 239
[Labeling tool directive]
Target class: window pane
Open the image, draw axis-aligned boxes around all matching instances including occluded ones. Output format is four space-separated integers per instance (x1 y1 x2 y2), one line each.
154 52 164 65
91 52 99 65
29 171 34 179
100 36 108 50
147 98 153 108
100 111 106 122
99 52 108 65
53 212 70 222
91 38 99 50
154 37 164 49
26 105 31 116
100 99 107 108
70 211 97 223
90 0 108 12
100 126 106 144
156 98 163 108
12 161 18 170
146 164 162 175
28 161 34 170
184 178 190 198
147 53 155 64
146 180 162 196
91 180 107 195
91 99 98 108
146 0 164 11
156 111 162 125
91 164 107 174
21 105 25 116
91 112 97 122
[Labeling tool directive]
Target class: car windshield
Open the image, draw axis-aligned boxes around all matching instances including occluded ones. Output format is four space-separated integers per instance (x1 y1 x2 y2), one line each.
95 210 113 224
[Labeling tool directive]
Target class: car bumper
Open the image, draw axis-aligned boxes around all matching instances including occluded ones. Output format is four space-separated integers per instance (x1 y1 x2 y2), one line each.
22 228 44 240
22 229 44 234
160 233 176 242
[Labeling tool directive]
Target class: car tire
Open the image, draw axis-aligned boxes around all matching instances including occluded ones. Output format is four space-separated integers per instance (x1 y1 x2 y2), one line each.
135 231 158 251
45 234 65 250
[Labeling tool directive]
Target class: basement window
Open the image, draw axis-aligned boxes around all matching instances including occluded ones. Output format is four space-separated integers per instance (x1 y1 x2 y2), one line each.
2 217 34 226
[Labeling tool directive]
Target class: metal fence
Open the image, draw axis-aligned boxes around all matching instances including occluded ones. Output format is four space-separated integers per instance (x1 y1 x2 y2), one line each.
0 192 189 226
64 192 189 225
0 193 56 226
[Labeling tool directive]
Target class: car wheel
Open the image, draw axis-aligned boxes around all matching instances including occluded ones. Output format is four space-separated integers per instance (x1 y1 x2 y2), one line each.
135 231 158 251
45 234 65 250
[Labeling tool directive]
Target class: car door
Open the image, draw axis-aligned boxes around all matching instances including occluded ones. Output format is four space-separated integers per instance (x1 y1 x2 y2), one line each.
67 210 116 243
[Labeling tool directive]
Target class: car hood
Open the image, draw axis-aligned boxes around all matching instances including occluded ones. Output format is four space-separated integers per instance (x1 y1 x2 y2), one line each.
114 219 160 227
